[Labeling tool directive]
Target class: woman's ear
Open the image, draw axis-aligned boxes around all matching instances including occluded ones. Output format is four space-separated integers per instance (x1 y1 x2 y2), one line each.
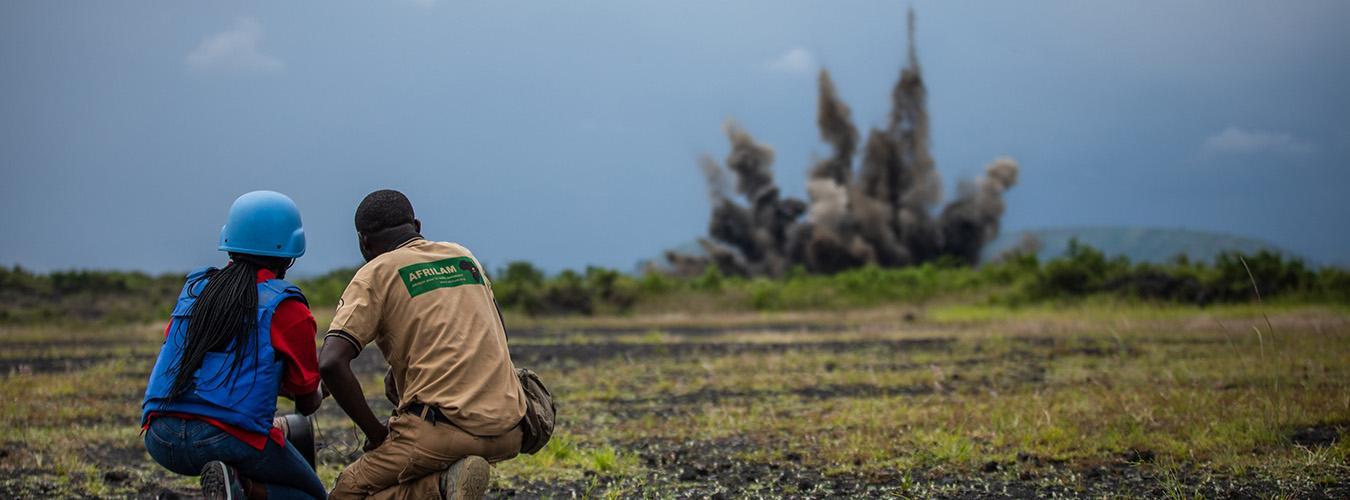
413 219 421 233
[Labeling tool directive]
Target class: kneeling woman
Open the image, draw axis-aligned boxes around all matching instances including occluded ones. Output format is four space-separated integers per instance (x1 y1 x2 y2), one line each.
141 191 326 499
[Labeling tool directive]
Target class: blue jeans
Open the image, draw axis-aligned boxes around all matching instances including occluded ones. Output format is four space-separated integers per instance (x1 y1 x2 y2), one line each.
144 416 326 500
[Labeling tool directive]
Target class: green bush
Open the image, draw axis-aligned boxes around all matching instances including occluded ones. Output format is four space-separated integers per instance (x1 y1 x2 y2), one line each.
693 265 724 291
493 261 547 313
638 270 676 294
1315 267 1350 303
540 270 593 315
1030 240 1121 298
489 262 641 316
297 267 357 306
585 266 638 313
1209 251 1313 301
1019 241 1335 306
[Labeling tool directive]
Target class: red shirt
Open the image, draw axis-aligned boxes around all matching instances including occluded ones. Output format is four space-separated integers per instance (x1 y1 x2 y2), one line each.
145 267 321 450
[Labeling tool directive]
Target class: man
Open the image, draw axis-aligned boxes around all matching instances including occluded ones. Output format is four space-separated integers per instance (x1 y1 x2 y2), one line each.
320 190 526 500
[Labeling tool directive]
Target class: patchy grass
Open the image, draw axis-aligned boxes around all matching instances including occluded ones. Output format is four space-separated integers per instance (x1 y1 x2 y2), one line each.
1 304 1347 497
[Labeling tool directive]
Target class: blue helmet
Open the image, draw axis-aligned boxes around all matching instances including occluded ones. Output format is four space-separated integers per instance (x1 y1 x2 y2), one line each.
218 191 306 258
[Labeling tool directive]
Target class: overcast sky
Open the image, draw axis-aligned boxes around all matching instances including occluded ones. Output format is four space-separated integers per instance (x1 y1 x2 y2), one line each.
2 1 1348 275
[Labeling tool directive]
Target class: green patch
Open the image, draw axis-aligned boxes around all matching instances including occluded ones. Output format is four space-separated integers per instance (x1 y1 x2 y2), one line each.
397 257 483 297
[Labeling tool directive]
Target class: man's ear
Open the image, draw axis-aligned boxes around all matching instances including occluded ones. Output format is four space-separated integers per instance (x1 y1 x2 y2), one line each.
357 231 377 262
412 219 421 233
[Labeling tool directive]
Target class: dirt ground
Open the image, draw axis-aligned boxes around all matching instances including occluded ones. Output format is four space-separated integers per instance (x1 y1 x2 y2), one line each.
1 304 1347 498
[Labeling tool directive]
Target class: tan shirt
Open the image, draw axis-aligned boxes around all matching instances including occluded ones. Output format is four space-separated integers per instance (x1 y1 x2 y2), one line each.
327 238 525 436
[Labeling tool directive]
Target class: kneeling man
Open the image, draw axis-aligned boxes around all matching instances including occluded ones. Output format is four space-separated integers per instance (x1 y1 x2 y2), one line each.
321 189 525 500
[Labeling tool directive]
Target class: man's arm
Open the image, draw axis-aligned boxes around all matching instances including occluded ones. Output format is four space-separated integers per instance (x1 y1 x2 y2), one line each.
318 334 388 450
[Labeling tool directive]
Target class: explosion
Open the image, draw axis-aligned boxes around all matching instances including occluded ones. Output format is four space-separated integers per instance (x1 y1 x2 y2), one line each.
667 9 1020 277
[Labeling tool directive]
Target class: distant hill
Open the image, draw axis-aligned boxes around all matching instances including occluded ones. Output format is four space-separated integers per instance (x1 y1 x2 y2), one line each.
984 227 1294 264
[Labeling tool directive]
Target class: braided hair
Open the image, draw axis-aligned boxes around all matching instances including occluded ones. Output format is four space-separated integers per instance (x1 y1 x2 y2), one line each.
164 253 291 399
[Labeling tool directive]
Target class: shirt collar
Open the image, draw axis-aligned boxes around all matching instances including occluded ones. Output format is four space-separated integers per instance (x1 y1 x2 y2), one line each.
395 237 425 249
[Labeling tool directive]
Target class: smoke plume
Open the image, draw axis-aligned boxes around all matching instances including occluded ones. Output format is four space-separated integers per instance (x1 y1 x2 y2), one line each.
672 9 1020 276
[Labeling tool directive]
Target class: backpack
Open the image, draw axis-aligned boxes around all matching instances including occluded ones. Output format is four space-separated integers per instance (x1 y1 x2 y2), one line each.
516 368 556 454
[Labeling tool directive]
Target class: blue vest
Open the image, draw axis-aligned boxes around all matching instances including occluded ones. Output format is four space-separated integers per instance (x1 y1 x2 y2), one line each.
141 266 306 434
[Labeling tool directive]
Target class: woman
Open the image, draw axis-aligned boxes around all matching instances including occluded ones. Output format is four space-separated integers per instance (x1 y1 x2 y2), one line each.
141 191 326 499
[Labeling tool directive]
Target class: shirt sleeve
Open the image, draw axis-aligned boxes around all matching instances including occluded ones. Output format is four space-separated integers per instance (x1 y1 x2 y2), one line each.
327 277 382 348
270 298 320 397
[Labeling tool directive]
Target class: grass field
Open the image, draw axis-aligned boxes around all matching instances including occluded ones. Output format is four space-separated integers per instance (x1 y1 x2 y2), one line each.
2 303 1347 498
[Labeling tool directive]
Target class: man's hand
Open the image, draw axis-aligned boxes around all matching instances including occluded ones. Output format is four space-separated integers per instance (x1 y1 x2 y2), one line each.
362 420 390 452
319 334 387 449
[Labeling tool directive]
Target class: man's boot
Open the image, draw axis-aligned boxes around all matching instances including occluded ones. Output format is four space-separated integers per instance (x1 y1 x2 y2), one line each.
439 455 491 500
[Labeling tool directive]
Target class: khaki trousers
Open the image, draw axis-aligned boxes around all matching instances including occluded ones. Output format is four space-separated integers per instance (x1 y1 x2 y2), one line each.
330 410 522 500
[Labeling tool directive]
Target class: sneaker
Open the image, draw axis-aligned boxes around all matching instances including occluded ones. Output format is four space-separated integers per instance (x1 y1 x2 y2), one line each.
439 455 491 500
199 460 245 500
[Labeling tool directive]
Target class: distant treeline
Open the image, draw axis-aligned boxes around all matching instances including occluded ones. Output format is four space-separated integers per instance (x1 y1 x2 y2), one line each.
492 242 1350 315
0 267 356 325
2 242 1347 324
